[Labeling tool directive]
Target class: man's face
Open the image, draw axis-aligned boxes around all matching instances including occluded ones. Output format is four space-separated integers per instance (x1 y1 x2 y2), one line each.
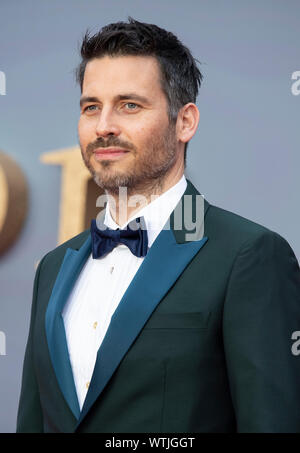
78 55 180 194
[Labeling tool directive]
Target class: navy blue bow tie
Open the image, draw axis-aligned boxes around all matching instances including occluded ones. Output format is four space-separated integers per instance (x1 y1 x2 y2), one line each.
90 216 148 259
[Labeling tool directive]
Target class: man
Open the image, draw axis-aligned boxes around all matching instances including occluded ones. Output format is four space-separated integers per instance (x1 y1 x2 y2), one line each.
17 18 300 433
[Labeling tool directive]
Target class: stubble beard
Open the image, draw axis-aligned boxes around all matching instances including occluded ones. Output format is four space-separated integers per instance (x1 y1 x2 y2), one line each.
80 123 178 197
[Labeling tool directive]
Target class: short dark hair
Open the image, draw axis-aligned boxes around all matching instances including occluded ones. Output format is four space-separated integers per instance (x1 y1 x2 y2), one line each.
75 17 203 165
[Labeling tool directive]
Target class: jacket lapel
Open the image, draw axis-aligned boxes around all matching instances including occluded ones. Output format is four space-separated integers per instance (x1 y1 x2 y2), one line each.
45 234 92 420
77 180 210 426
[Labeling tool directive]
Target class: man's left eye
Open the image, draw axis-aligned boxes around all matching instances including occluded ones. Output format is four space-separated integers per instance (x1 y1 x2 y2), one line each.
125 103 138 110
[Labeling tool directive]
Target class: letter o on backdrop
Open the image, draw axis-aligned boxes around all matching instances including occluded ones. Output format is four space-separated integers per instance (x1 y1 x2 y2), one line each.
0 150 28 255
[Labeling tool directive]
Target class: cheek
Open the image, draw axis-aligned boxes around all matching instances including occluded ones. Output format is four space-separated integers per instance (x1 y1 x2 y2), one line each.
132 121 161 144
78 118 94 144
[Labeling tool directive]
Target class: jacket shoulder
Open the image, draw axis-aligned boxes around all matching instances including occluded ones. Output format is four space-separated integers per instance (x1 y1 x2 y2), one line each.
202 201 300 271
188 179 280 244
39 229 90 267
205 201 292 252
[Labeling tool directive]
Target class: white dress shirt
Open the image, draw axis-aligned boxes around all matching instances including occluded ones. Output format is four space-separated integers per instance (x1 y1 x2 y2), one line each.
62 174 187 410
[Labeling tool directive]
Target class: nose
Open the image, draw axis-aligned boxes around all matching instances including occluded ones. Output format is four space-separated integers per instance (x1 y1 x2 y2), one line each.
95 107 121 138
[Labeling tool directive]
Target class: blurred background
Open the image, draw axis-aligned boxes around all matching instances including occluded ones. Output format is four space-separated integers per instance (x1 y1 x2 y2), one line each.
0 0 299 432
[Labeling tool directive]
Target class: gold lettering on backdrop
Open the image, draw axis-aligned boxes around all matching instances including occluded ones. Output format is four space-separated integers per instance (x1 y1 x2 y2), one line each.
0 151 28 255
41 147 105 245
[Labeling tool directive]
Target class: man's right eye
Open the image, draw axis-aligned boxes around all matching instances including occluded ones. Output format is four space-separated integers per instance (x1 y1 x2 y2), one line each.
84 105 98 112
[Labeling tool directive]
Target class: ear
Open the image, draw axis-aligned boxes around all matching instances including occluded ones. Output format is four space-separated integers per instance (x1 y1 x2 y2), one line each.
176 103 200 145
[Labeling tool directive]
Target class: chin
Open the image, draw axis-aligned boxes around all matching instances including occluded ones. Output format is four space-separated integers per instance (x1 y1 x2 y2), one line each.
93 171 130 191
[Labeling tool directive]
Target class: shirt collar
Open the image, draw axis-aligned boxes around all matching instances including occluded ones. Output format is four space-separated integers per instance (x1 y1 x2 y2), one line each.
103 174 187 248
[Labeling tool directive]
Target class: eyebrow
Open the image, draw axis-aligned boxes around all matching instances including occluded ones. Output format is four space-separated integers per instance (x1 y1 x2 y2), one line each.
79 93 151 107
79 96 99 107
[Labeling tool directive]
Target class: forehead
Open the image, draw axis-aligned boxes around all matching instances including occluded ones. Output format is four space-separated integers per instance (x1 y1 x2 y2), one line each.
82 55 163 97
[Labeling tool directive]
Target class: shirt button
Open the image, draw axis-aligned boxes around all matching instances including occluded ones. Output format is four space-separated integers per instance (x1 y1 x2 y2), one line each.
86 381 90 389
93 321 98 329
110 266 114 274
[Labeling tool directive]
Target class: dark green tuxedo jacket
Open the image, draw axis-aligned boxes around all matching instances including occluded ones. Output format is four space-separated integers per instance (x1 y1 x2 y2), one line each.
17 180 300 433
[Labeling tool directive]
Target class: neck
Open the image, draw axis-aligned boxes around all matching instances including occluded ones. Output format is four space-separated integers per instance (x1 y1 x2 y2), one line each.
106 165 184 226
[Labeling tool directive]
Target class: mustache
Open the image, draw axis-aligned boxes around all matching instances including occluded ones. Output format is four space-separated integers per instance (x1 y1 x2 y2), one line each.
86 136 136 154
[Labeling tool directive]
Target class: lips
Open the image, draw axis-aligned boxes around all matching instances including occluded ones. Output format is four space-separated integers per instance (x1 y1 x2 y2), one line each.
93 147 128 154
92 147 129 160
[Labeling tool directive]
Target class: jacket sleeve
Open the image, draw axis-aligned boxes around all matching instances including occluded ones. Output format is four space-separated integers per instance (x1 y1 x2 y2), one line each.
222 230 300 432
16 254 48 433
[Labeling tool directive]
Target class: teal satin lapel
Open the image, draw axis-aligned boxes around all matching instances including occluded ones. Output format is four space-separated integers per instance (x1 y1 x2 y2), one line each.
45 236 92 420
77 227 208 425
